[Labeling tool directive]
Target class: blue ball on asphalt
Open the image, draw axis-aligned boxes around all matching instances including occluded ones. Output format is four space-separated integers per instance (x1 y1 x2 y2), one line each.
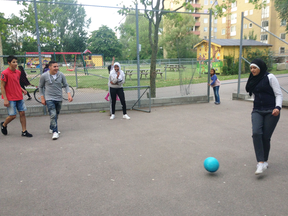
204 157 219 173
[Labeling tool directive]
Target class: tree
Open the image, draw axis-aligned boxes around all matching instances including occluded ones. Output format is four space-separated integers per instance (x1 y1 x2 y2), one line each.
118 12 152 60
244 30 257 40
19 0 91 52
118 0 198 97
0 13 23 70
160 13 200 58
274 0 288 32
87 25 122 61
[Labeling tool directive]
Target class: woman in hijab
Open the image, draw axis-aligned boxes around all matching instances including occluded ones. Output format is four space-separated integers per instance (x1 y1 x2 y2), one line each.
108 62 130 120
246 58 282 175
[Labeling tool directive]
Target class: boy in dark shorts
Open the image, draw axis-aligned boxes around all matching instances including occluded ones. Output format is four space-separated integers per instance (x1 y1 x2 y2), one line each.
1 55 33 137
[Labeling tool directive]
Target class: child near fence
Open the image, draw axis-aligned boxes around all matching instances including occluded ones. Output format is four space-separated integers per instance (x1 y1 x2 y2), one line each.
104 57 119 101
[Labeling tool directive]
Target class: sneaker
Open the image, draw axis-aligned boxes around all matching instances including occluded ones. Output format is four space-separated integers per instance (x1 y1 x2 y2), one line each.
264 162 269 169
22 130 33 137
49 129 60 134
255 163 267 175
1 122 7 135
110 114 115 120
123 114 130 120
27 97 32 100
52 132 59 140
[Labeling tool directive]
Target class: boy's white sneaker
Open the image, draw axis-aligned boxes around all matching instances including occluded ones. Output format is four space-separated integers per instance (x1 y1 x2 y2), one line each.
49 129 60 134
110 114 115 120
123 114 130 120
255 163 267 175
52 132 59 140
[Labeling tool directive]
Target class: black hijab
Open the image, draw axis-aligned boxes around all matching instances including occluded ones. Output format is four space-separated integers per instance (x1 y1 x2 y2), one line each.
245 58 268 96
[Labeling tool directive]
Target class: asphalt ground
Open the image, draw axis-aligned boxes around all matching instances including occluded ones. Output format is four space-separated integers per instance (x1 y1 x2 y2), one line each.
0 78 288 216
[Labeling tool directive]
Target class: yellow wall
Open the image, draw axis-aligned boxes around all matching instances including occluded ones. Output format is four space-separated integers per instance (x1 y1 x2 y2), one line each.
195 41 271 60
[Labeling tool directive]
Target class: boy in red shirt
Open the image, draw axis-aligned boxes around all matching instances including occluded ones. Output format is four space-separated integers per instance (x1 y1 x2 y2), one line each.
1 55 33 137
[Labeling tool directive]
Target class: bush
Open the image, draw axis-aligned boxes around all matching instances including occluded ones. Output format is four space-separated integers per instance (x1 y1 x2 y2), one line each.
222 55 239 75
245 48 273 72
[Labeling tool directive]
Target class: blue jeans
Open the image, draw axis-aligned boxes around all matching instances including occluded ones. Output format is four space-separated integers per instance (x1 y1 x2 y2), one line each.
46 100 62 133
251 110 280 162
7 100 27 116
213 86 220 103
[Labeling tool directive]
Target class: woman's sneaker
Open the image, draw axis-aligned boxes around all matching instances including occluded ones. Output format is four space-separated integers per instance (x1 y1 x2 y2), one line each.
263 162 269 169
123 114 130 120
110 114 115 120
255 163 267 175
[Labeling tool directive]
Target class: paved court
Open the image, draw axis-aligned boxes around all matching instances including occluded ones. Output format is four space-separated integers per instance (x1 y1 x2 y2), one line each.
0 79 288 216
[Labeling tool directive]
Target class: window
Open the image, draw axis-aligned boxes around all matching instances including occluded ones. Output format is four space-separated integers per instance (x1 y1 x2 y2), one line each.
222 8 226 12
204 18 208 23
249 10 253 15
204 0 208 5
262 0 270 3
231 2 237 12
262 21 269 27
231 13 237 24
204 27 208 32
244 24 247 29
222 17 226 24
261 34 268 41
280 47 285 54
210 0 213 4
214 27 217 33
204 9 208 13
244 11 248 16
204 36 208 39
262 6 269 18
222 29 225 35
281 33 286 40
249 23 253 28
214 19 218 24
280 19 286 26
231 26 236 36
245 0 248 2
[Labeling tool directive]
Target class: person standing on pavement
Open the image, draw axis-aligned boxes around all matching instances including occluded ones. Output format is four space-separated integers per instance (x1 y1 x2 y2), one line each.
208 68 221 105
39 60 73 140
1 55 33 137
109 62 130 120
245 58 282 175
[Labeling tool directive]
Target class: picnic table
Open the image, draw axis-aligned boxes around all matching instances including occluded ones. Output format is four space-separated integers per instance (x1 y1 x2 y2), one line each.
125 69 149 81
164 64 186 71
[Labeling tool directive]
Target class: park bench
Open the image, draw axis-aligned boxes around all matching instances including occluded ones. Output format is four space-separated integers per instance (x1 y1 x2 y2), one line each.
155 69 163 78
164 64 186 71
125 69 149 80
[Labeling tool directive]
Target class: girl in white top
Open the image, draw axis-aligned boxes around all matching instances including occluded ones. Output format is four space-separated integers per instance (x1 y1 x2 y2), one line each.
109 62 130 120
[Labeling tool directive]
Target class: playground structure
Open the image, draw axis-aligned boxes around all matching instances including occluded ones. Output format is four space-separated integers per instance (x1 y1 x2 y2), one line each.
25 55 51 68
25 51 103 71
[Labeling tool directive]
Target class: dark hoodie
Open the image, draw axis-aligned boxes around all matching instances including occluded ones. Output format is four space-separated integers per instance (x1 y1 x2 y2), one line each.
246 58 282 111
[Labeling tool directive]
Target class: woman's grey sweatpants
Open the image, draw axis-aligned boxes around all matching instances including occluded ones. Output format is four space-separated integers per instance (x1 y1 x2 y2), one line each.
251 110 280 162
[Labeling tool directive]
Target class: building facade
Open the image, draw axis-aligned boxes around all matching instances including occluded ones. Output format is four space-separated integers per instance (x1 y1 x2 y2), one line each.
165 0 288 56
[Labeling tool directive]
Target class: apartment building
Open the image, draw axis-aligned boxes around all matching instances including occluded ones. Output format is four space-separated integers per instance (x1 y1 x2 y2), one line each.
165 0 288 56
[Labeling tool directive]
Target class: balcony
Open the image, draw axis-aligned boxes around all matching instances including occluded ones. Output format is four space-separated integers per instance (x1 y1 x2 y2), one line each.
191 3 201 8
192 14 201 18
192 31 200 35
194 22 201 27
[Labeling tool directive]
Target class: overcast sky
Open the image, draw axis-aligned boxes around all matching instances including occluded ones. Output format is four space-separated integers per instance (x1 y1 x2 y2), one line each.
0 0 138 33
